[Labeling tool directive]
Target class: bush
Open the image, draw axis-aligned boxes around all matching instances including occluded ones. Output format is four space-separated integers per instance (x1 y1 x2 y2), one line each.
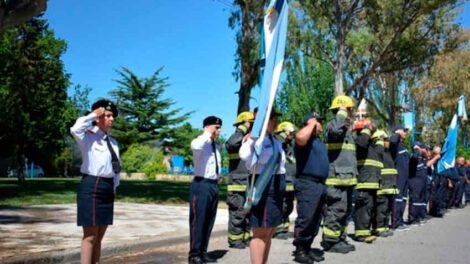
121 144 168 179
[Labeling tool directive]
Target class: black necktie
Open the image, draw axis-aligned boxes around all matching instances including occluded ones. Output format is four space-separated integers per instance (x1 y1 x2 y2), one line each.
212 140 219 175
105 134 121 174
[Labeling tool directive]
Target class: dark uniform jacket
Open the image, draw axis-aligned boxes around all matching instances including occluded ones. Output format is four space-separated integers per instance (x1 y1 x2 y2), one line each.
355 129 383 189
276 133 296 183
325 109 358 186
378 149 399 195
409 148 426 180
389 133 410 181
225 125 250 184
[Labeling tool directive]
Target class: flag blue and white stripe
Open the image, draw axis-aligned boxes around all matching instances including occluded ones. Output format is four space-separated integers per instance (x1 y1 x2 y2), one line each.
437 95 467 173
245 0 288 210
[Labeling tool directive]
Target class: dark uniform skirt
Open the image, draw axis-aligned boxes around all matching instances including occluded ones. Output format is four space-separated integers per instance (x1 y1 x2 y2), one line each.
77 175 114 227
250 174 285 228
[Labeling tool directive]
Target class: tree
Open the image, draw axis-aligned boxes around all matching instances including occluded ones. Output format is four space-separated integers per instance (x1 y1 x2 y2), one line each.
0 0 47 32
299 0 462 96
277 2 335 127
171 122 202 163
109 67 192 151
412 29 470 143
0 18 70 181
229 0 267 113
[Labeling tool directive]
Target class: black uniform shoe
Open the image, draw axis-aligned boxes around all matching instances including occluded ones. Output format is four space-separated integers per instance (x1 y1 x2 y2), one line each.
293 250 314 264
229 242 246 249
321 241 351 254
274 232 289 240
188 256 205 264
340 241 356 251
308 250 325 262
202 252 217 263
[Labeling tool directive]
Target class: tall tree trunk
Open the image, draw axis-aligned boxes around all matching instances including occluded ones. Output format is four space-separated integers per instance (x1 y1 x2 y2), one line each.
237 77 251 113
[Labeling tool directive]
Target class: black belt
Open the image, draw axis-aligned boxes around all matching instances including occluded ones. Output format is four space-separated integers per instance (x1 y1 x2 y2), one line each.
194 176 218 184
296 174 326 183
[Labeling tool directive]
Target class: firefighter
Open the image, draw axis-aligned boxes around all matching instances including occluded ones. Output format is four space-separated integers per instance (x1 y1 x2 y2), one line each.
274 121 297 240
225 111 255 249
321 95 357 253
390 125 410 231
408 142 428 225
353 121 382 243
373 130 397 237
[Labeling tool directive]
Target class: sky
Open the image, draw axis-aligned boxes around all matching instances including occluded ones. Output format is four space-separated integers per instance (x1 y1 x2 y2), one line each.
44 0 470 138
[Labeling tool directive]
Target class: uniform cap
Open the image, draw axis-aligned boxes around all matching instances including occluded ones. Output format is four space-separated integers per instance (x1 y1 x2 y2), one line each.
91 99 118 117
203 116 223 127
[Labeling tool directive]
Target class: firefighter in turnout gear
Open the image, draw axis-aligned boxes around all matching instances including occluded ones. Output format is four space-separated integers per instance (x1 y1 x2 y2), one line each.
353 121 382 243
273 121 297 240
321 95 358 254
373 130 397 237
225 111 255 249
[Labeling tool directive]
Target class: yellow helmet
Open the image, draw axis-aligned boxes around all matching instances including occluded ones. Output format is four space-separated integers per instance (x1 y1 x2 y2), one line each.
275 121 296 133
329 95 355 110
234 111 255 125
372 129 386 140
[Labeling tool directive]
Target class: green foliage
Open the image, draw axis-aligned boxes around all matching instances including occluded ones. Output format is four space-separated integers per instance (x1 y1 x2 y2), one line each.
121 144 168 179
170 122 202 163
109 67 192 151
0 18 70 175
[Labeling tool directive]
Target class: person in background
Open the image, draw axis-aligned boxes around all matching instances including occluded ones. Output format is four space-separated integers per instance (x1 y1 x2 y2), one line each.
292 113 328 264
273 121 297 240
226 111 255 249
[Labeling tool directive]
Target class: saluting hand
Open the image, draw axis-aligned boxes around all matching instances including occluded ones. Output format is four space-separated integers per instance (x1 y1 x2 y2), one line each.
93 107 106 117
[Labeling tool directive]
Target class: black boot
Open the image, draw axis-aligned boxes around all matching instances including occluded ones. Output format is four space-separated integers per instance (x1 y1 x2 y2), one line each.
293 249 314 264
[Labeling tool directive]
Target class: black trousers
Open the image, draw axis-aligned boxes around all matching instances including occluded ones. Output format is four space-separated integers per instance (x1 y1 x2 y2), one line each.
293 178 326 250
189 177 219 257
374 194 394 232
322 186 354 244
227 178 250 246
354 189 377 237
429 175 447 216
408 176 427 222
393 173 408 228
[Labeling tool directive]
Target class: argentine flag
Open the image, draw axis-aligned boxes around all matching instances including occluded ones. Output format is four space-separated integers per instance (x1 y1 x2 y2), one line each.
437 95 467 174
245 0 288 210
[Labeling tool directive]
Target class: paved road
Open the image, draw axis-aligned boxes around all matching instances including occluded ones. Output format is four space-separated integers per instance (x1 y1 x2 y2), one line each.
1 203 469 263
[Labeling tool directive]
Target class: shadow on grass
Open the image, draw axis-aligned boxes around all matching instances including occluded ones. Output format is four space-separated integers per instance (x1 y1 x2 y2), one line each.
0 178 228 205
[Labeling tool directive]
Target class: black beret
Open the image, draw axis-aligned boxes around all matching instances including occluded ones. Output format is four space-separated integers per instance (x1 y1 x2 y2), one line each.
303 112 324 125
91 99 118 117
203 116 222 127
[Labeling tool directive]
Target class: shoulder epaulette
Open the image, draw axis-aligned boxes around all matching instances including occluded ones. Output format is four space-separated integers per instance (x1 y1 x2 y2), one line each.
86 129 95 134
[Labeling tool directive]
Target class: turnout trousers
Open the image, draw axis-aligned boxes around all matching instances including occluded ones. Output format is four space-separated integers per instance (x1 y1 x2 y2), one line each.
322 185 354 244
354 189 377 237
189 177 219 258
227 178 250 246
374 194 394 233
293 177 327 250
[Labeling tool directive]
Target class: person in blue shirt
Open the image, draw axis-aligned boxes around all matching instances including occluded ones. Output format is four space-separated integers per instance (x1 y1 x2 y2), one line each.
292 113 328 264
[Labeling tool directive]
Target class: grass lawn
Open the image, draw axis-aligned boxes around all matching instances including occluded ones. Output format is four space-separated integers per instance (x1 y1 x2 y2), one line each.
0 178 228 206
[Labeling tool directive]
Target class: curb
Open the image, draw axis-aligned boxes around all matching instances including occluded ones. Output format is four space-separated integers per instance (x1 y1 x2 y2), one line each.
2 229 226 264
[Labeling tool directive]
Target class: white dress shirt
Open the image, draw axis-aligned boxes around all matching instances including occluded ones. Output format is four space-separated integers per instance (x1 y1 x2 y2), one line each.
70 112 120 191
239 135 286 174
191 131 221 180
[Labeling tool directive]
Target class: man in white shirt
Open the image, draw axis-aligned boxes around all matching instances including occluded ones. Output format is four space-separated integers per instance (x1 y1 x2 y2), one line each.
188 116 222 264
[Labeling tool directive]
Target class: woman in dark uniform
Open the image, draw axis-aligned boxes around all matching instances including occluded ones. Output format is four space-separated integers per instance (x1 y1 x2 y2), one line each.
70 99 121 264
239 110 286 264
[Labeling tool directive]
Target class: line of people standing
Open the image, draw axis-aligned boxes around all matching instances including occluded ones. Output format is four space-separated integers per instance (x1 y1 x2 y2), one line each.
187 95 469 264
